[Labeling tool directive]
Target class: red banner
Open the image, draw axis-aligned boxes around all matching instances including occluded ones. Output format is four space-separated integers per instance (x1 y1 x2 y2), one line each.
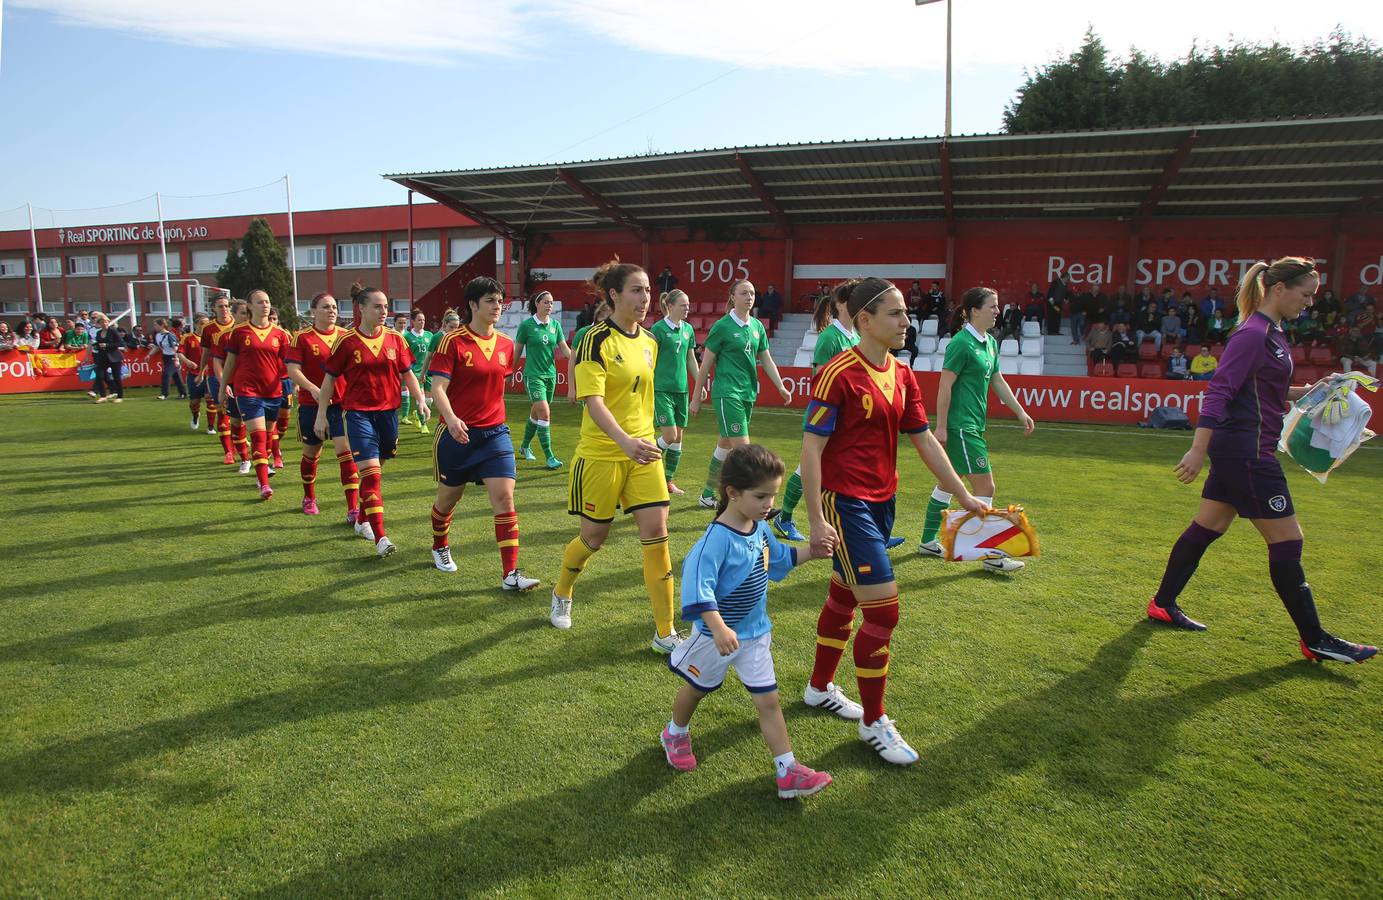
0 349 163 395
509 361 1382 429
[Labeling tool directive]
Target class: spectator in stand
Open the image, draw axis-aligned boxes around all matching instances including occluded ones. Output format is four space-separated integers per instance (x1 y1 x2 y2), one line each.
125 325 148 349
14 321 40 350
1157 287 1176 316
907 281 925 319
816 281 831 304
1315 289 1338 323
1294 309 1323 347
1160 305 1183 346
38 318 63 350
1109 323 1137 367
0 321 15 351
1189 345 1217 381
1135 301 1162 351
1343 287 1370 322
1166 345 1190 380
146 317 187 401
998 299 1023 342
1067 284 1089 344
1112 285 1133 313
80 310 100 342
1044 274 1066 336
1024 284 1045 324
1205 308 1232 343
926 281 945 319
656 266 678 296
1109 296 1132 331
1085 320 1113 365
1326 316 1351 358
756 283 783 330
898 321 919 365
91 312 125 402
1093 284 1112 322
1199 286 1224 321
1180 293 1204 343
61 318 88 352
1135 287 1156 314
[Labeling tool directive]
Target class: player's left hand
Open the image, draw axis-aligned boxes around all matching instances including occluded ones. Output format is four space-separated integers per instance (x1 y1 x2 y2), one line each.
1019 412 1035 435
314 417 330 442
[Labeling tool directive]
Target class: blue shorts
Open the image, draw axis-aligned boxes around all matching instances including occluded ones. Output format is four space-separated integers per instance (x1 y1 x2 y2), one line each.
281 378 293 403
433 424 516 487
299 403 345 446
822 490 896 586
1202 456 1294 520
236 395 282 423
345 409 399 463
188 374 207 400
206 375 223 411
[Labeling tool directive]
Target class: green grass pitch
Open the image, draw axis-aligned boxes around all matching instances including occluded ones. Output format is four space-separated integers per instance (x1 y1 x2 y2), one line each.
1 388 1379 896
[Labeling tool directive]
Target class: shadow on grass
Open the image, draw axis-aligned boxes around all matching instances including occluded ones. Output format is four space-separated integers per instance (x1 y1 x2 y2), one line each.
249 622 1357 895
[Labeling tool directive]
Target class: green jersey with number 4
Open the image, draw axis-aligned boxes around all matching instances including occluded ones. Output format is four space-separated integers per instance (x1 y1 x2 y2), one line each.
705 313 768 402
514 316 564 377
650 318 695 392
941 324 998 434
812 320 859 369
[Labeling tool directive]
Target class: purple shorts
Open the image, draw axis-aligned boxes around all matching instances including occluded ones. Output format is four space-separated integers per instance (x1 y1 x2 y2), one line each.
1202 457 1294 520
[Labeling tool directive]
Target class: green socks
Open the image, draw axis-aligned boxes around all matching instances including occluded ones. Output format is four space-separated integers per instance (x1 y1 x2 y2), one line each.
780 469 803 521
658 437 683 480
536 420 554 459
702 447 729 498
522 418 538 450
921 487 952 544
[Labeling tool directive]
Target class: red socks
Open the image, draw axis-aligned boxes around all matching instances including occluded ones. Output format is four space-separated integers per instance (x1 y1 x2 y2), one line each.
337 450 359 513
854 595 899 726
494 511 519 574
234 421 250 462
275 407 290 437
359 464 384 539
809 577 858 691
250 429 271 489
432 505 452 551
300 454 318 500
217 412 234 457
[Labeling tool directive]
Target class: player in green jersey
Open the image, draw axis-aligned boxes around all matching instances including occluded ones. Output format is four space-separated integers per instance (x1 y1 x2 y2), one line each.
917 286 1035 572
689 279 793 509
428 308 462 359
566 299 610 405
401 309 434 435
772 285 859 542
650 289 699 494
513 291 573 469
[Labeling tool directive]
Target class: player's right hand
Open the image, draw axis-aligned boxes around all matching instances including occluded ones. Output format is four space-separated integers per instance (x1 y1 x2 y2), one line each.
689 396 701 417
934 429 947 445
1174 448 1205 484
314 417 329 442
959 493 988 515
712 628 739 655
447 416 469 444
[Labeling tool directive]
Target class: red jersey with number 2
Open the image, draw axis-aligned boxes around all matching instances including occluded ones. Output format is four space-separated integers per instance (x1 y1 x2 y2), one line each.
803 348 929 502
324 327 413 411
427 325 513 429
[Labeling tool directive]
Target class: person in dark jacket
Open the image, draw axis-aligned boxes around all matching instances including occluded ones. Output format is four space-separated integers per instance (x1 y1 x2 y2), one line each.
1044 271 1067 335
91 313 125 402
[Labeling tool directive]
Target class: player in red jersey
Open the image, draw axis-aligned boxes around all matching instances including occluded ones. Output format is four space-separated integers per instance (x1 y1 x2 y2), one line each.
427 277 540 590
286 292 360 522
219 290 293 499
317 287 429 556
799 277 984 766
210 298 253 469
179 314 207 432
267 308 293 469
198 296 239 458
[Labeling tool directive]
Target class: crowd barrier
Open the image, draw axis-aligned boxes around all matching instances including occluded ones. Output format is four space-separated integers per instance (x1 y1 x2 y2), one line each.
0 348 164 395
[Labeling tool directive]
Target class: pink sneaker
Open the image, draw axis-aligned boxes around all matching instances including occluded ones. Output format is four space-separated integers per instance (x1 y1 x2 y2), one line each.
302 498 320 515
776 762 832 799
259 486 274 501
345 508 359 526
660 726 696 771
273 452 285 468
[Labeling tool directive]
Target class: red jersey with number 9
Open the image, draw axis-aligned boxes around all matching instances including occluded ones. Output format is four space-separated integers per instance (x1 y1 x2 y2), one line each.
287 326 347 407
427 325 513 429
324 327 413 411
803 348 929 502
227 322 293 399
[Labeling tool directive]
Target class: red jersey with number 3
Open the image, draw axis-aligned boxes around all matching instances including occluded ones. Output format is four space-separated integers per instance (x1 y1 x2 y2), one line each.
287 326 346 407
227 323 293 399
324 327 413 411
803 348 929 502
427 325 513 429
201 319 235 372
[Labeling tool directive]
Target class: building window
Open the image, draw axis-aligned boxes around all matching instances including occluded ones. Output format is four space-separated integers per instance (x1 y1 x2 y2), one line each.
39 299 64 314
0 301 27 314
336 300 353 320
391 298 413 313
390 239 439 266
71 301 101 312
0 258 25 278
38 258 61 277
69 256 99 276
190 249 226 273
145 252 182 275
147 300 173 315
105 254 138 274
334 242 379 268
287 245 326 269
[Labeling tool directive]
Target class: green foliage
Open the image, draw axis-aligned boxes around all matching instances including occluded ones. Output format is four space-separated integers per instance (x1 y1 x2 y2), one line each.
216 218 298 328
1005 28 1383 132
1 391 1379 895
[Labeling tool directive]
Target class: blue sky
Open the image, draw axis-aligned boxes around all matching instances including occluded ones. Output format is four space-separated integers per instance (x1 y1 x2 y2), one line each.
1 1 1378 223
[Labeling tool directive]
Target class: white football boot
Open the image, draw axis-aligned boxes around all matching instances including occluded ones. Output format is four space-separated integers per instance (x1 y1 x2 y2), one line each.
917 540 944 558
502 569 540 591
859 715 920 766
803 681 863 720
375 536 396 558
981 557 1025 573
432 547 457 572
549 593 573 630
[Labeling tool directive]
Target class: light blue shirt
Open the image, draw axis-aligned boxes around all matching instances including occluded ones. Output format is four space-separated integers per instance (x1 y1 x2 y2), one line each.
680 520 797 641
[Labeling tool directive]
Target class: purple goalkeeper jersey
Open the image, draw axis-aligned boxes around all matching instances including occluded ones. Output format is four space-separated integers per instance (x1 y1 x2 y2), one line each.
1198 311 1294 460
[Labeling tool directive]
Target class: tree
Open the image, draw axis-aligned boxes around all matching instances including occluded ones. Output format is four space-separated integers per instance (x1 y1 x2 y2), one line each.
1003 28 1383 133
216 218 298 328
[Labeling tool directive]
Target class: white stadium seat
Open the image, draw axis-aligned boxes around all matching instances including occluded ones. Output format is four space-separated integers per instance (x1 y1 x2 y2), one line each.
935 336 950 357
550 301 563 313
800 330 818 349
793 349 813 368
1021 321 1042 338
929 354 946 371
911 355 931 372
1000 357 1020 375
916 336 938 356
919 318 939 337
999 338 1020 357
1019 357 1044 376
1020 339 1042 358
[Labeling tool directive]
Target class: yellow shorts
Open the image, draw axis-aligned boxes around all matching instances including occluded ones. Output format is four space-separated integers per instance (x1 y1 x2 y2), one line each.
567 456 669 522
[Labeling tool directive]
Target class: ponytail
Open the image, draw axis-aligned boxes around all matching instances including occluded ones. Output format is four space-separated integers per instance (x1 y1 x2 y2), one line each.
660 289 688 312
953 286 997 333
1234 262 1271 324
1235 256 1317 325
814 280 858 332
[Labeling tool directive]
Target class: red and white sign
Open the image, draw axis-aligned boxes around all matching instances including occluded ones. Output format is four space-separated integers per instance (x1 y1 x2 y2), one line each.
0 349 162 394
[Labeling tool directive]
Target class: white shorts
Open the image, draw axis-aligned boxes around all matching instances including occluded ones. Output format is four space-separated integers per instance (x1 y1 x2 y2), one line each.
668 630 777 694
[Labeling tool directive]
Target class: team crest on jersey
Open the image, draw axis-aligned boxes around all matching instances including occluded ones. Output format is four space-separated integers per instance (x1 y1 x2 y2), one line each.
976 456 988 469
386 348 397 360
500 352 508 366
271 338 280 348
1268 494 1287 512
731 422 742 434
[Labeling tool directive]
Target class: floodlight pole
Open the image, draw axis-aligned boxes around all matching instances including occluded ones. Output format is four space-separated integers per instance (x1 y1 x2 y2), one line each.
156 191 172 312
26 203 44 314
284 175 300 309
915 0 952 137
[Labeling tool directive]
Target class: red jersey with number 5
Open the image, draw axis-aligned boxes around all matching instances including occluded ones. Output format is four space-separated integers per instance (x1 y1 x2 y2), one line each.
427 325 513 429
803 348 929 502
227 323 293 399
287 326 346 407
324 327 413 411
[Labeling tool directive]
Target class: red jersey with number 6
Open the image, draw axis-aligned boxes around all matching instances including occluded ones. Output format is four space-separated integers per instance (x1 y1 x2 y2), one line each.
287 326 347 407
324 327 413 411
803 348 929 502
427 325 512 429
227 323 293 399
